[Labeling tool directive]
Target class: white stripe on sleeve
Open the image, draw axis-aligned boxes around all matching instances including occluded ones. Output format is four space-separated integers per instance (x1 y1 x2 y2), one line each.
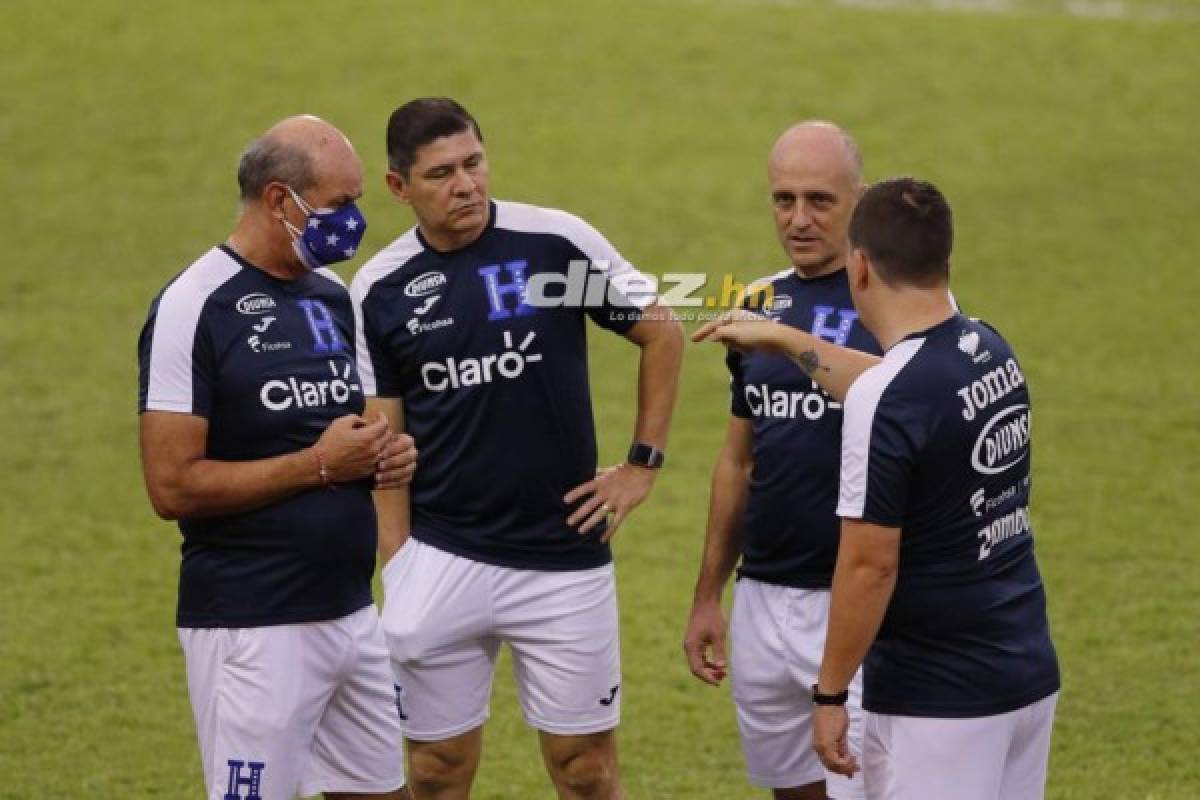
349 229 423 397
145 249 240 413
836 337 925 519
350 277 376 396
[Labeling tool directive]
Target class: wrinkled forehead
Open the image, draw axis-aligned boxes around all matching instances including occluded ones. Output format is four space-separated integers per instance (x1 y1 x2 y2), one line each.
412 129 485 172
310 143 364 202
768 147 858 195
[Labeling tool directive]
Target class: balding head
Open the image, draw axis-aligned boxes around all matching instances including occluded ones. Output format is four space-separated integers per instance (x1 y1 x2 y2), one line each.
769 121 863 186
237 115 360 204
767 121 865 275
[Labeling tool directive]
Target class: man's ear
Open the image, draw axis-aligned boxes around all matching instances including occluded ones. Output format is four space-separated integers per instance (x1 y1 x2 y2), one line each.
263 182 290 221
385 170 411 204
848 247 871 292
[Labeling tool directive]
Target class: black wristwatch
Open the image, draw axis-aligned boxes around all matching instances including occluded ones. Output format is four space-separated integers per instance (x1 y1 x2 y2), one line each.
627 442 666 469
812 684 849 707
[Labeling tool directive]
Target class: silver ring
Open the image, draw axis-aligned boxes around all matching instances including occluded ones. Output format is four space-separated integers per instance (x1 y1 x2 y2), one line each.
600 503 613 514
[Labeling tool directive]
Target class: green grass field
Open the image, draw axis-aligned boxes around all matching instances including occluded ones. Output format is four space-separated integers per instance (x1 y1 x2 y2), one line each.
2 0 1198 796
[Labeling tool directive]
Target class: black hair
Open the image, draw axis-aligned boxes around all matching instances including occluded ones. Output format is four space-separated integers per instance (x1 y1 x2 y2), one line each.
848 177 953 287
386 97 483 176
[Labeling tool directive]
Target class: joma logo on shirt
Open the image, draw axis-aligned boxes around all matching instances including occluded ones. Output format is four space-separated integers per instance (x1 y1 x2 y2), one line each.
956 358 1025 421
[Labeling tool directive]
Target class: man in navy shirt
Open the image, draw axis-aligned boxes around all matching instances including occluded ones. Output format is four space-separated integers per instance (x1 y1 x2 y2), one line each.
697 178 1060 799
683 122 875 800
139 115 417 800
352 98 684 799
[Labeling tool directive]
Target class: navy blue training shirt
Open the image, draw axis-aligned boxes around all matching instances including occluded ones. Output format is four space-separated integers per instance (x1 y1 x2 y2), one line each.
138 245 376 628
838 312 1060 718
352 201 651 571
728 268 881 587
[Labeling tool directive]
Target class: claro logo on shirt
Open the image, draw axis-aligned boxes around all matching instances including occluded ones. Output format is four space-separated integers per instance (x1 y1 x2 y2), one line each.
421 331 542 392
259 359 361 411
744 382 840 420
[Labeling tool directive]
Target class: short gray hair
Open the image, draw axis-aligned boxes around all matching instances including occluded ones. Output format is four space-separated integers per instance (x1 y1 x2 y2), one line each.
236 135 315 202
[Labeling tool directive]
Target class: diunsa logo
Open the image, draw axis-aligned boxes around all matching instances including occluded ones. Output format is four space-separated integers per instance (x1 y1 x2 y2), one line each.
236 292 277 315
971 404 1031 475
405 271 447 298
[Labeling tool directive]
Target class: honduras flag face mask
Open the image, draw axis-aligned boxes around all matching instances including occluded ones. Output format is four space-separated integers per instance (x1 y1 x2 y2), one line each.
283 186 367 269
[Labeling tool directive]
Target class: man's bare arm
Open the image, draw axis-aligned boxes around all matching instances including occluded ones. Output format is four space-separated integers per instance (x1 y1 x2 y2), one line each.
692 315 881 401
139 411 386 520
622 301 686 449
817 518 901 695
811 518 900 777
367 396 412 565
683 416 754 685
564 302 685 539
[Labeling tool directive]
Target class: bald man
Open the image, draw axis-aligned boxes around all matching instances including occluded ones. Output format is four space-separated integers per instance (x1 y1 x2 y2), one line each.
683 122 874 800
138 116 415 800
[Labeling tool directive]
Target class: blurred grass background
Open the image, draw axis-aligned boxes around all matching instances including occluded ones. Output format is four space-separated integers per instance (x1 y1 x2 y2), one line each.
1 0 1197 796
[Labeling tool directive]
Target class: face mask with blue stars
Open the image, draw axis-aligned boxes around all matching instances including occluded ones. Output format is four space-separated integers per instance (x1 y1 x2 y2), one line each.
283 185 367 269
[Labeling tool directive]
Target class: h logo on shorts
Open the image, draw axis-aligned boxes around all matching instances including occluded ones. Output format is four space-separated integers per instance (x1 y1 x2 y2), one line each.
393 683 408 721
297 298 344 353
810 305 859 346
223 759 265 800
478 261 536 321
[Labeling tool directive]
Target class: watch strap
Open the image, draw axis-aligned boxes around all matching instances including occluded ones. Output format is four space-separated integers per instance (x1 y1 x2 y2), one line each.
811 684 849 706
627 442 666 469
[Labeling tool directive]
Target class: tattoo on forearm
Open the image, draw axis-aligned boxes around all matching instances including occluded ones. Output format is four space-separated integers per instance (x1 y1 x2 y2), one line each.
796 349 830 377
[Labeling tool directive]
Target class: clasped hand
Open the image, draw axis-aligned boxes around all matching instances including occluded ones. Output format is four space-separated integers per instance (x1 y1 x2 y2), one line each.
314 414 417 489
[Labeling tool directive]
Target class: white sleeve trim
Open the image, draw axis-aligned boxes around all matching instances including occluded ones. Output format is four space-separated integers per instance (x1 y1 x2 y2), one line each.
837 337 925 519
145 249 240 414
494 200 657 309
142 400 195 413
350 276 377 396
350 230 422 397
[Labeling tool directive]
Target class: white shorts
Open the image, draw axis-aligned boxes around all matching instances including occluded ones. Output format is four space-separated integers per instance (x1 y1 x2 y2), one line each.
864 691 1058 800
731 578 865 798
380 538 621 740
178 605 406 800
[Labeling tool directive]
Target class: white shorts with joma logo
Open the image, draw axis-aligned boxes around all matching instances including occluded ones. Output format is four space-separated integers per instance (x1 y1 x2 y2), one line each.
178 605 406 800
381 538 621 740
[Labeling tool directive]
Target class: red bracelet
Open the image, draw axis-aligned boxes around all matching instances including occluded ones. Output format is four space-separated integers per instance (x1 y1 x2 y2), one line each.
312 446 332 488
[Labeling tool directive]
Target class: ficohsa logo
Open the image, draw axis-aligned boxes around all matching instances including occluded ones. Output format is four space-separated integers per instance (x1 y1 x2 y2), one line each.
405 271 447 298
971 404 1031 475
236 293 277 315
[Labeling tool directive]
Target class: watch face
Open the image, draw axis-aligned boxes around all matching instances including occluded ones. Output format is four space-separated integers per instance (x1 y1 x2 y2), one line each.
628 443 664 468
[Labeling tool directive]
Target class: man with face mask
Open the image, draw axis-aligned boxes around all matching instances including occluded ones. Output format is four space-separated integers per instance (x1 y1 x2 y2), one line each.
352 98 684 799
138 115 416 800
